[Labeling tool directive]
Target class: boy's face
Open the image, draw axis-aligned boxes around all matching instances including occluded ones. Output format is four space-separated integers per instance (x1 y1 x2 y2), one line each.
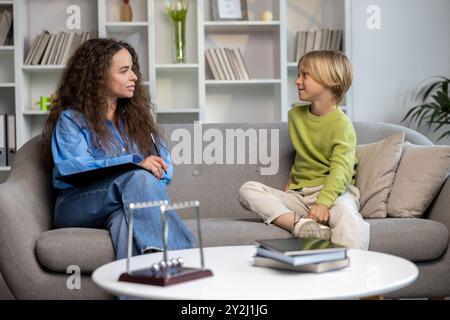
296 62 331 103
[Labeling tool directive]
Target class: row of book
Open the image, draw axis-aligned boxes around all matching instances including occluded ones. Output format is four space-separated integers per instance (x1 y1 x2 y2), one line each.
253 237 349 273
295 29 343 61
24 30 98 66
0 114 16 167
205 47 250 81
0 8 13 46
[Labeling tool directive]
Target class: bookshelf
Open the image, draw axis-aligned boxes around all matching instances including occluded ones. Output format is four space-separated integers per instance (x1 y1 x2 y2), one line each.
0 0 351 178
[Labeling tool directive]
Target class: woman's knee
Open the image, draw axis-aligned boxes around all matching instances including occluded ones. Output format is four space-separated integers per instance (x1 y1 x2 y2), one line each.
120 169 162 190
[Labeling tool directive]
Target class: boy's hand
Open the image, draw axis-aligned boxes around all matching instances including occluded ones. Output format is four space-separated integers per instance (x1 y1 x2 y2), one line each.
308 204 329 225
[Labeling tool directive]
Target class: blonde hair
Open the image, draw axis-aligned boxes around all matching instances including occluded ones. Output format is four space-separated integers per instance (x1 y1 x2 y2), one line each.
299 50 352 104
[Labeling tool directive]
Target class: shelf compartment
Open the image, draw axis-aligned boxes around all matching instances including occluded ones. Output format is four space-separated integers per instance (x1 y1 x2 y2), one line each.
0 50 14 82
106 0 147 23
104 22 148 33
22 65 65 72
204 21 280 32
205 79 281 86
205 85 282 123
23 110 49 115
155 64 199 70
154 0 198 65
0 87 14 115
155 69 198 111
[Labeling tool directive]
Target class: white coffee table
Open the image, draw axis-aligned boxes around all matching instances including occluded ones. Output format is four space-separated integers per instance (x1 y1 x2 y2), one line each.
92 245 418 300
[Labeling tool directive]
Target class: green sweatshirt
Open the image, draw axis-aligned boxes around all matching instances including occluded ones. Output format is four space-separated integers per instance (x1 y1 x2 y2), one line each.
288 105 357 207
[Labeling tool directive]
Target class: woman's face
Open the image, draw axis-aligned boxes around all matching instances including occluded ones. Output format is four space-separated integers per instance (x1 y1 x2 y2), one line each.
106 48 138 100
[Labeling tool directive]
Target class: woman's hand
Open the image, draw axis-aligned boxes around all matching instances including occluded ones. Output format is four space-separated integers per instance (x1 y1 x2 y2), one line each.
307 204 329 225
139 156 168 179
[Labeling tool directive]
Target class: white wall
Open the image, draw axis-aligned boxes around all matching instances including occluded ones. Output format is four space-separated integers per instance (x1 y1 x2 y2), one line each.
350 0 450 145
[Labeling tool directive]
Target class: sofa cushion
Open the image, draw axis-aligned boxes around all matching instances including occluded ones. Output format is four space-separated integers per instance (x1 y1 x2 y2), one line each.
184 218 292 247
387 142 450 218
36 217 448 273
367 218 448 261
36 228 114 273
356 131 404 218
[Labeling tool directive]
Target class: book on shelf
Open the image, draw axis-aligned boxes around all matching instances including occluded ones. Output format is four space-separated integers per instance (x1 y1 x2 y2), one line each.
205 47 251 81
24 30 98 66
215 48 231 80
0 9 12 46
6 114 15 166
219 48 235 80
205 49 221 80
211 49 225 80
253 255 350 273
255 237 347 266
295 29 343 61
0 114 6 167
31 30 51 65
235 48 250 80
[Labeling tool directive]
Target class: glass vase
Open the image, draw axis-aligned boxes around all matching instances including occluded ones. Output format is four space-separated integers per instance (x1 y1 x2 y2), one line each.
172 19 186 63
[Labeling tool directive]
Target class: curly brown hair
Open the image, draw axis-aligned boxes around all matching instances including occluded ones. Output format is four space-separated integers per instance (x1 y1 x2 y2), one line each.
42 38 160 158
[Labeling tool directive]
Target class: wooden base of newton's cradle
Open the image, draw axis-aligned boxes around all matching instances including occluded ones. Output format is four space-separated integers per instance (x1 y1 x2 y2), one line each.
119 266 213 286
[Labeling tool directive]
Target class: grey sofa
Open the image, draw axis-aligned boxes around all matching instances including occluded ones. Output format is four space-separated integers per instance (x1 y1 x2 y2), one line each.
0 122 448 299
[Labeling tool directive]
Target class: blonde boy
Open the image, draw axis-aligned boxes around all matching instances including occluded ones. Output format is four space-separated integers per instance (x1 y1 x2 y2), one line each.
238 50 369 249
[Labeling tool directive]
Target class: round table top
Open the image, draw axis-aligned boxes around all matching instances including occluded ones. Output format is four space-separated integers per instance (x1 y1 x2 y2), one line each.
92 245 418 300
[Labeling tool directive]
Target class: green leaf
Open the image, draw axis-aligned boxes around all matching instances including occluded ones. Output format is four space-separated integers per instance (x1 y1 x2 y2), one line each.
437 129 450 141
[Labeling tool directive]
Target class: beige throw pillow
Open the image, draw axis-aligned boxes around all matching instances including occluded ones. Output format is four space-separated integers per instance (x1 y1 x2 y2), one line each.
387 142 450 218
356 131 405 218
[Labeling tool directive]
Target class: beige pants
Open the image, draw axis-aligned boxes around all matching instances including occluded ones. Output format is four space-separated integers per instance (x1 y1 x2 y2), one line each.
238 181 370 250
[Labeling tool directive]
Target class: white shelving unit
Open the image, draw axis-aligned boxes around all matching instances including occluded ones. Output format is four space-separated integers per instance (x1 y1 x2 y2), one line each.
2 0 351 162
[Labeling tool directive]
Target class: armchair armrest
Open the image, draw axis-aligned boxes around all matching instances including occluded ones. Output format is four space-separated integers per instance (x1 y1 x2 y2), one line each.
426 177 450 230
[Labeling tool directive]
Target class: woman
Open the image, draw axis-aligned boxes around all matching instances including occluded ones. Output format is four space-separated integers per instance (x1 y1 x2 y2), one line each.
42 38 196 260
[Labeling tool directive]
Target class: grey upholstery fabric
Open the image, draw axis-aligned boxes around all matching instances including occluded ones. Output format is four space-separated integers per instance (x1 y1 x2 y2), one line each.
0 121 449 299
367 218 448 261
34 216 448 274
36 228 115 273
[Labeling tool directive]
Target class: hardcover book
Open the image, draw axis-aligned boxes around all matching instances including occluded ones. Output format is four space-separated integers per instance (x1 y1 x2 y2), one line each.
255 237 346 256
253 256 350 273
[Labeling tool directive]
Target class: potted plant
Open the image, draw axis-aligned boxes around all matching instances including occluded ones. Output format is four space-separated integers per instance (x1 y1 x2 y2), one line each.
402 76 450 141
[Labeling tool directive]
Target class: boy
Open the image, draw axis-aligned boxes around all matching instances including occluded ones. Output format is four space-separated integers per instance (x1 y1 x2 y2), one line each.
238 50 369 249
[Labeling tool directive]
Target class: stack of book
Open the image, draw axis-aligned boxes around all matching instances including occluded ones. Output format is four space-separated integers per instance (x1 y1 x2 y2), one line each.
254 237 350 273
0 8 13 46
295 29 343 61
205 47 250 81
24 30 98 66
